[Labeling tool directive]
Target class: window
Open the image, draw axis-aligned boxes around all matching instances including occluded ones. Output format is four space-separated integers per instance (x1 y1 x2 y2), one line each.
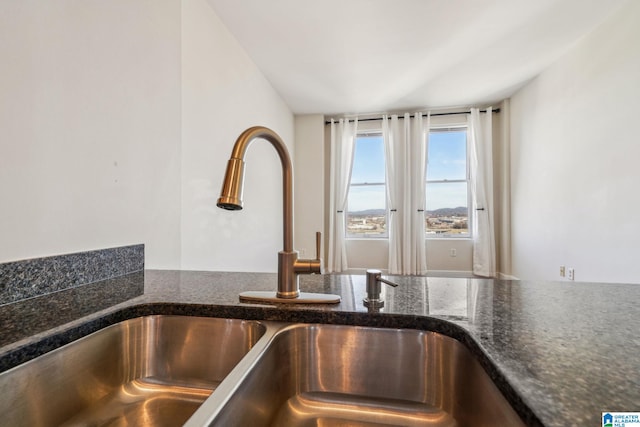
425 127 470 238
346 133 387 238
343 126 470 239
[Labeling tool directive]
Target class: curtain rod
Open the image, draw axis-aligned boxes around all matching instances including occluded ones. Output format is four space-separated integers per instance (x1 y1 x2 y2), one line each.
324 108 499 125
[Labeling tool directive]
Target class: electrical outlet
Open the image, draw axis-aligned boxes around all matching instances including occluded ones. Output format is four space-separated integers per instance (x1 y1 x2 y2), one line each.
560 266 566 277
450 248 457 257
568 268 575 281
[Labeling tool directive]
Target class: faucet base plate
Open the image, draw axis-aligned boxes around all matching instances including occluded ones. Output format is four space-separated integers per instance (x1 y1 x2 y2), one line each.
239 291 340 304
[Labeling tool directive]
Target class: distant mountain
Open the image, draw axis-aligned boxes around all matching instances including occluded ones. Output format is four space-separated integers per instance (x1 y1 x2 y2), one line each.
349 207 467 216
349 209 386 216
428 206 467 216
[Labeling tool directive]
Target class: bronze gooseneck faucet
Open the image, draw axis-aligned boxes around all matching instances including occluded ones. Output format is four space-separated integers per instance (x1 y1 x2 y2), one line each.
217 126 340 304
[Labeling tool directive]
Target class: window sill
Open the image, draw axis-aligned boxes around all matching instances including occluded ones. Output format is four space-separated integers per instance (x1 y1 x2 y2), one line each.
346 237 389 241
346 237 472 241
426 236 472 241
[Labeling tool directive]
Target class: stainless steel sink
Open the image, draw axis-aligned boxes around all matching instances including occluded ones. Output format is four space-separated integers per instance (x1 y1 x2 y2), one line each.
0 315 265 427
201 324 525 427
1 318 524 427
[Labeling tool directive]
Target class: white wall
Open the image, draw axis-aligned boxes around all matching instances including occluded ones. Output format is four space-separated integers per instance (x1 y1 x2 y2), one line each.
0 1 182 268
342 238 474 274
180 0 294 272
509 0 640 283
0 0 294 272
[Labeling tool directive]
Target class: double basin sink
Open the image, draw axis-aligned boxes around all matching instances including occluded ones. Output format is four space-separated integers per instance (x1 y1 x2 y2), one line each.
0 315 525 426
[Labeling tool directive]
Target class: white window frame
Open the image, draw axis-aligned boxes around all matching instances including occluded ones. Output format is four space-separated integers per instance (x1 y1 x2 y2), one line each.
425 125 472 239
346 130 388 239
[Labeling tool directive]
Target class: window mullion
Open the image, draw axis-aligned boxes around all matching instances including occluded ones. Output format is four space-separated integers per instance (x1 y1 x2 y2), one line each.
351 182 386 186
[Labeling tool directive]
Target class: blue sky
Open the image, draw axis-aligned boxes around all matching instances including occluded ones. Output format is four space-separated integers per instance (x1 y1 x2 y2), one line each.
348 131 468 212
427 131 466 181
350 135 385 184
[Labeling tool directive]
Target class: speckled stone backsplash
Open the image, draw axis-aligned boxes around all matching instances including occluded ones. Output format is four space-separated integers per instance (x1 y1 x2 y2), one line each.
0 245 144 305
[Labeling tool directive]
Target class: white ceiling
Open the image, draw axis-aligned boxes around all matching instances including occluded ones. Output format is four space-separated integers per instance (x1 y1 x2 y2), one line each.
208 0 627 115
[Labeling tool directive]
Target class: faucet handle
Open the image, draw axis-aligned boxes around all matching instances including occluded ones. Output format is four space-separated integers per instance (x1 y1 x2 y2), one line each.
294 231 322 274
315 231 321 260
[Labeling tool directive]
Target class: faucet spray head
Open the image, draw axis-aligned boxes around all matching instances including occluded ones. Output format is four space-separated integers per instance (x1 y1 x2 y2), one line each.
217 157 245 210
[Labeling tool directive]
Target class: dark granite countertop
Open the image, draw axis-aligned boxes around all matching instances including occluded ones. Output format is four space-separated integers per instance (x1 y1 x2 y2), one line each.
1 270 638 427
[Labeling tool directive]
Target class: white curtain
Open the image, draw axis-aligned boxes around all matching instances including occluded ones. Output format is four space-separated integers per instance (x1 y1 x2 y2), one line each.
382 113 428 275
327 118 358 273
407 113 428 275
382 115 402 273
469 108 496 277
